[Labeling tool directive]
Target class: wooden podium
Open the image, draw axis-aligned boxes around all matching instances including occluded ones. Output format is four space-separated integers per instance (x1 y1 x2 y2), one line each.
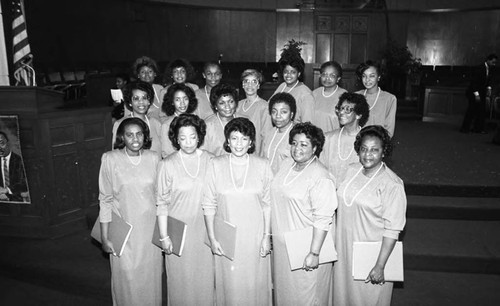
0 86 112 238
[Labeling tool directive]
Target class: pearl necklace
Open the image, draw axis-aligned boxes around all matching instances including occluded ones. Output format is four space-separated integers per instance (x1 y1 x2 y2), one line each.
152 86 160 109
204 86 210 103
242 96 259 112
179 149 200 179
337 127 360 161
125 148 142 166
283 156 316 186
342 162 384 207
132 113 151 130
322 85 338 98
363 87 381 111
229 153 249 191
280 80 299 94
266 123 293 167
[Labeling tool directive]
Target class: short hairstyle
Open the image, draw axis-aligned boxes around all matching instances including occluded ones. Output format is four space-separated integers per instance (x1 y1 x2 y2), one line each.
203 62 222 74
132 56 159 76
336 92 370 127
210 83 238 113
162 83 198 116
0 131 9 142
268 92 297 121
486 54 498 61
223 117 256 154
320 60 343 78
356 60 382 80
240 69 263 84
114 117 152 150
115 72 130 83
289 122 325 157
354 125 393 158
123 81 154 111
164 58 196 83
168 113 207 150
278 56 305 78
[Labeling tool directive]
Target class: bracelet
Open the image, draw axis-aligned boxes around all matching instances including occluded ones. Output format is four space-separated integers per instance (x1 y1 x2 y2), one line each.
159 236 170 242
309 251 319 257
263 232 271 236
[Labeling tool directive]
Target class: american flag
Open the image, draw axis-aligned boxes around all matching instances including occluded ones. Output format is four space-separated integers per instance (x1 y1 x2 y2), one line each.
12 0 35 86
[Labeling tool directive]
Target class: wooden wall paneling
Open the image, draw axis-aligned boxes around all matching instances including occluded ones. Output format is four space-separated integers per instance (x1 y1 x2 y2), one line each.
351 34 367 64
333 34 349 65
316 33 332 64
276 12 301 62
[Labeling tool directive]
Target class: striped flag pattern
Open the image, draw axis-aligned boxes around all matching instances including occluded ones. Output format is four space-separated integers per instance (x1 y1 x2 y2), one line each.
12 0 35 86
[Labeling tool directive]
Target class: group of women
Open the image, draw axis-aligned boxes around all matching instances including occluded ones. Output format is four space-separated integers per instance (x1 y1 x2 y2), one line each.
98 55 406 306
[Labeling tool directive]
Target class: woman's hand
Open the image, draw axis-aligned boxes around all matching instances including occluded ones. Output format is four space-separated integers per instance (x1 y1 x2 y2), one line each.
161 237 173 255
102 239 117 257
365 265 385 285
303 252 319 271
209 238 225 256
260 235 271 257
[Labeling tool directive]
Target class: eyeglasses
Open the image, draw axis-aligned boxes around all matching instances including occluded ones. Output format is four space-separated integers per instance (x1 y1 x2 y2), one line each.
131 95 150 102
320 73 338 79
242 79 259 86
335 105 355 114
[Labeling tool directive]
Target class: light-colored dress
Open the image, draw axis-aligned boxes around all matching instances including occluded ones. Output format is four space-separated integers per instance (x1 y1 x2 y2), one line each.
270 158 337 306
260 124 294 174
98 150 162 306
112 115 162 158
236 96 271 153
312 86 347 133
272 82 315 123
334 164 407 306
195 86 215 120
148 83 167 122
202 154 273 306
355 89 397 136
201 114 227 156
156 150 215 306
319 128 360 184
160 115 176 159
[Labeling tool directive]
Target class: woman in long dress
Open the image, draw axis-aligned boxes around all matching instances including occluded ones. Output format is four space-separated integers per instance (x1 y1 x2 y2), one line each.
355 61 397 137
202 83 244 156
112 81 162 157
334 125 407 306
160 83 198 158
271 55 315 123
236 69 271 153
132 56 165 121
203 117 273 306
270 122 337 305
320 92 369 183
261 92 296 174
312 61 347 133
156 114 215 305
195 62 223 120
99 117 162 306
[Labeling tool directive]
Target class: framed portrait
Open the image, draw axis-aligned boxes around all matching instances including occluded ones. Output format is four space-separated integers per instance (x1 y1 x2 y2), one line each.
0 115 30 204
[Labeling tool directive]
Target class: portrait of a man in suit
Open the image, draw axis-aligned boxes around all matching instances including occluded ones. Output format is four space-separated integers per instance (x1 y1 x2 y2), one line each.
0 131 29 203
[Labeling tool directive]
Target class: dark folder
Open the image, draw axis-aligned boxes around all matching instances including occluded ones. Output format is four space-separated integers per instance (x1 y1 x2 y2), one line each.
152 216 187 257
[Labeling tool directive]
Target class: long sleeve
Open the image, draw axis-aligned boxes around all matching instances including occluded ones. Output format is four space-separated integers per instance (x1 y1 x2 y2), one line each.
381 179 407 239
260 159 273 214
160 121 175 158
202 158 218 216
309 177 337 231
98 152 114 223
297 89 315 123
156 160 173 216
385 93 397 137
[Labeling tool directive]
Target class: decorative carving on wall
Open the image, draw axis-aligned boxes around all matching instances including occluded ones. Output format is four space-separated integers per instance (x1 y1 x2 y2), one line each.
352 16 367 32
334 16 350 32
317 16 332 31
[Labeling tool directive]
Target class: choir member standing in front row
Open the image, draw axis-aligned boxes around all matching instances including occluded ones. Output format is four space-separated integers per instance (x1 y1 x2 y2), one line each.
156 114 215 305
334 125 407 306
270 122 337 305
203 118 273 306
99 118 162 306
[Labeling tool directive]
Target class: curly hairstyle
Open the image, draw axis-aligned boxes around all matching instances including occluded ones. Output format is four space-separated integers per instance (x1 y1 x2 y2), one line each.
163 58 196 85
114 117 152 150
132 56 159 76
289 122 325 157
320 60 343 79
241 69 263 84
123 81 154 111
278 56 305 80
203 62 222 75
168 113 207 150
336 92 370 127
354 125 393 158
209 83 238 113
223 117 256 154
162 83 198 116
356 60 383 81
268 92 297 121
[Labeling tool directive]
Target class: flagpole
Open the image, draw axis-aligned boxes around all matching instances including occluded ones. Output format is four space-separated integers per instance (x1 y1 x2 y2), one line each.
0 1 10 85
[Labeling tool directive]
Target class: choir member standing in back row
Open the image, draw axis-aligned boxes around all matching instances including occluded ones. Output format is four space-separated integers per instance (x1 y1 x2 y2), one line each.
320 92 369 183
132 56 165 122
195 62 223 120
312 61 348 133
156 114 215 306
355 61 397 137
99 118 162 306
203 118 273 306
162 58 200 92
